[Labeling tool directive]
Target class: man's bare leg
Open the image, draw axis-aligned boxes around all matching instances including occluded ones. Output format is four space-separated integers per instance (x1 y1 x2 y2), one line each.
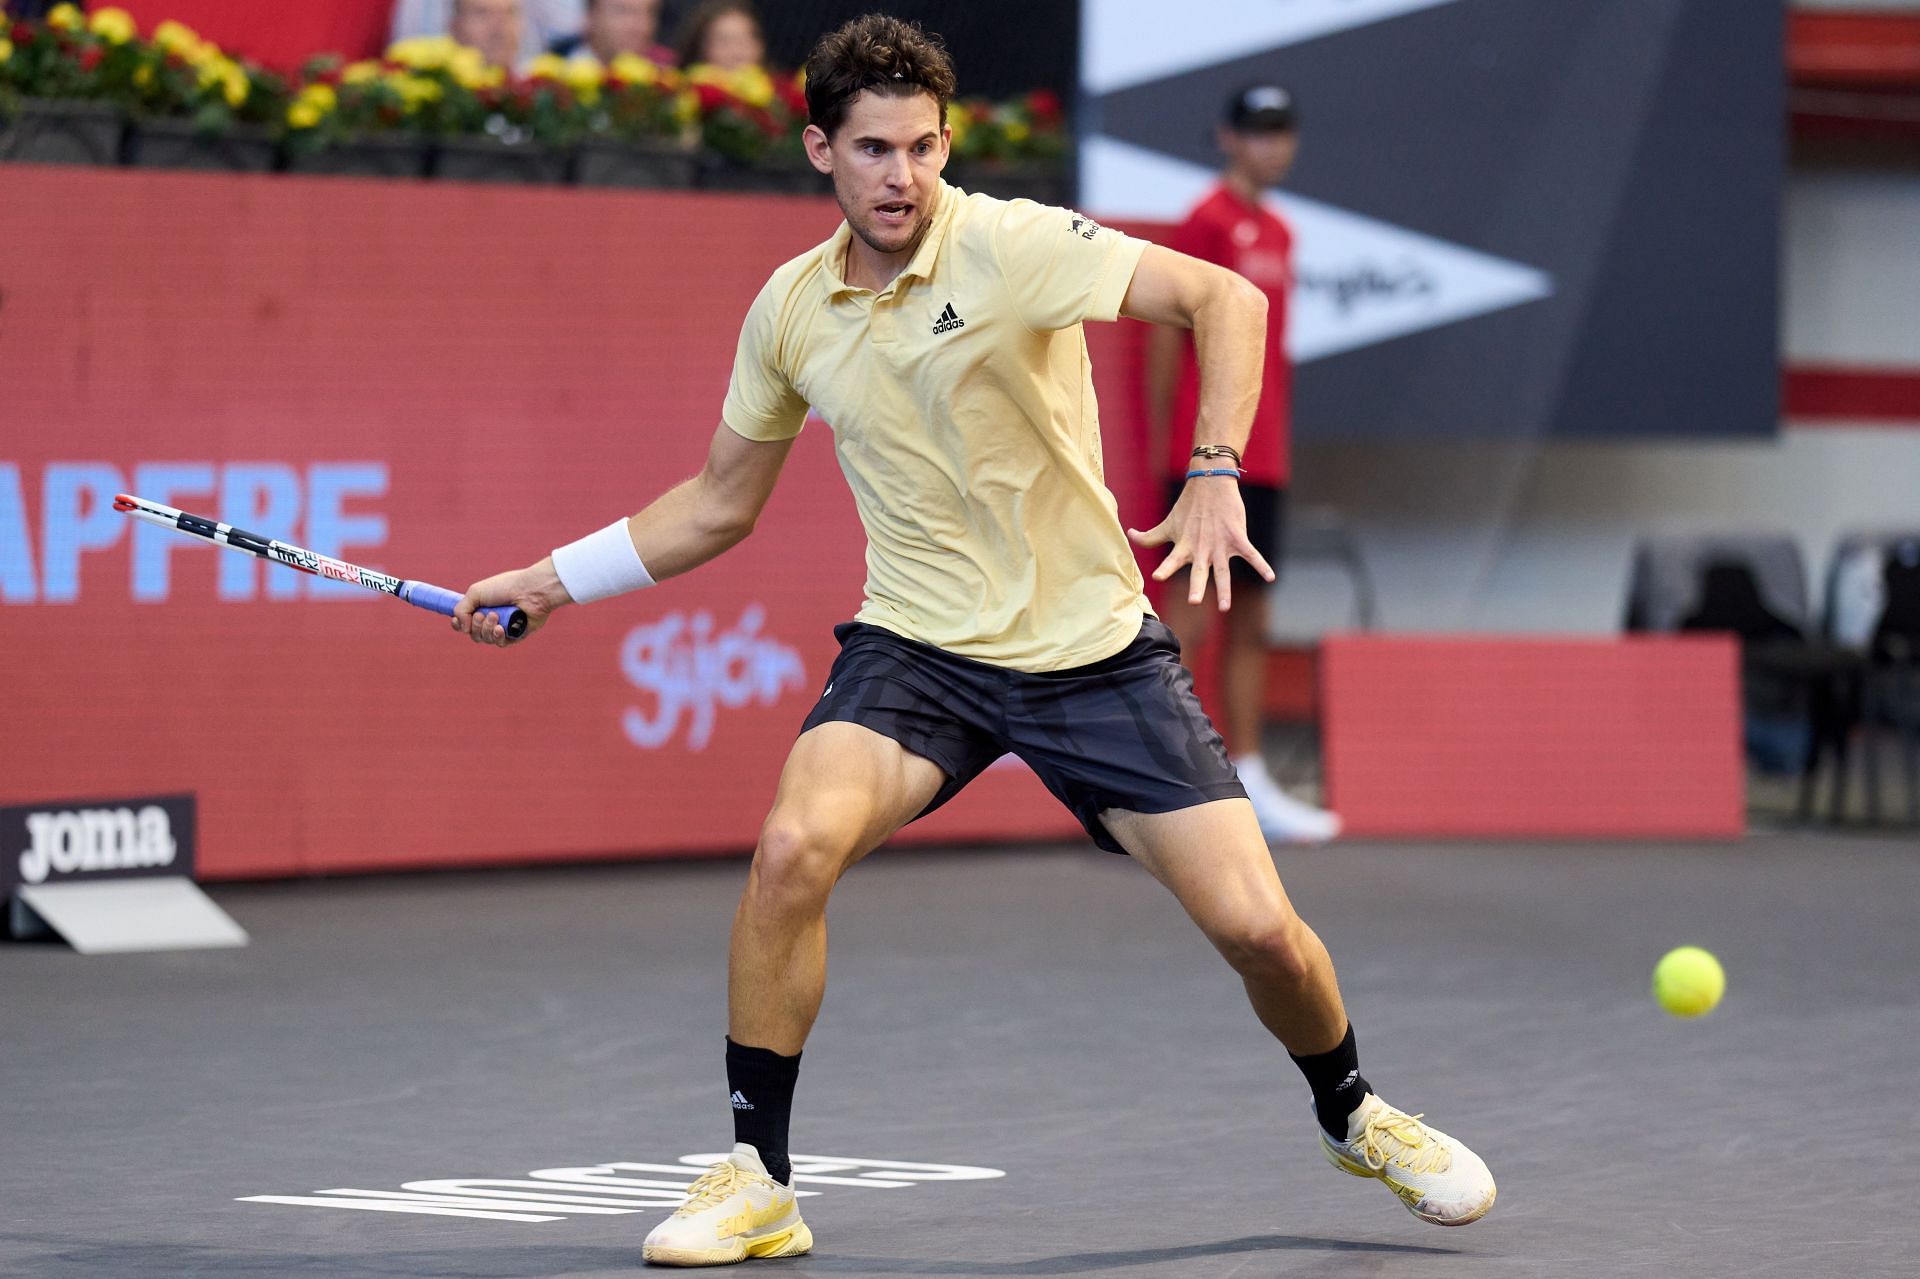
1103 798 1344 1052
644 724 945 1265
1103 798 1496 1226
729 721 946 1053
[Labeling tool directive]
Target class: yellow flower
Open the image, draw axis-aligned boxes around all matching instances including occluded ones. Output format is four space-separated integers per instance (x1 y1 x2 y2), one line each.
153 20 201 55
673 88 699 127
390 74 443 107
947 111 969 150
132 62 153 88
525 52 569 82
47 4 84 33
297 83 337 113
447 45 490 88
88 7 137 44
387 35 458 70
562 58 603 94
1003 119 1031 144
609 52 660 87
728 65 773 108
687 63 771 108
342 60 383 85
287 100 322 129
0 38 12 66
195 57 251 108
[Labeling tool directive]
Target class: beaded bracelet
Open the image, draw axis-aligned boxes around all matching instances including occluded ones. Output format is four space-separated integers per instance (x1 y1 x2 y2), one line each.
1186 467 1243 480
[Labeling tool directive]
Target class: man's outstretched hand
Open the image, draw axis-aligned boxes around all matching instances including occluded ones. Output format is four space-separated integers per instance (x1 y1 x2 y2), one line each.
1126 477 1274 610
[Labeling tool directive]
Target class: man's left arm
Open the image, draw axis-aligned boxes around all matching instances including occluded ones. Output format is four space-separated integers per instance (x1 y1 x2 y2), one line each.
1119 244 1273 609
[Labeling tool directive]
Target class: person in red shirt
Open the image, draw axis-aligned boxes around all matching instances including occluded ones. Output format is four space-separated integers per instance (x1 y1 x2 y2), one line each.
1146 84 1340 843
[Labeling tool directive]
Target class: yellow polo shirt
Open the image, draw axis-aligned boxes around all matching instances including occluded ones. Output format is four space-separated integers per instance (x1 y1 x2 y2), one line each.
722 181 1153 672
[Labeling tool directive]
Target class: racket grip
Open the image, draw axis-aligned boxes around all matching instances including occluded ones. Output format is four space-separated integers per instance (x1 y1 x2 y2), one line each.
403 582 530 639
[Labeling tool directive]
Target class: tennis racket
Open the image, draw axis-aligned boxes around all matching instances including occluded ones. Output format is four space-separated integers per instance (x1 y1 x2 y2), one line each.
114 493 528 639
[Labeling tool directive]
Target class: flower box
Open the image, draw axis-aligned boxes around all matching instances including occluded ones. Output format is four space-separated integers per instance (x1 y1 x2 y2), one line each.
124 118 279 172
694 154 828 196
282 134 432 179
0 98 125 167
572 137 698 190
430 134 571 185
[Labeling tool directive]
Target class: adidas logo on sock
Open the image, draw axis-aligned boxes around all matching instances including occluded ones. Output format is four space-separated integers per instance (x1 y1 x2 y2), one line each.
932 301 965 335
730 1090 755 1110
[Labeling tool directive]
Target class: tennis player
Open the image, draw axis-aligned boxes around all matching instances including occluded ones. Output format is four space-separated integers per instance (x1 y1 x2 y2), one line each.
454 15 1495 1266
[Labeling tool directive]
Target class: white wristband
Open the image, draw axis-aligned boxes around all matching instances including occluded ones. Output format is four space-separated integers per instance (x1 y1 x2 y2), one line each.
551 519 655 604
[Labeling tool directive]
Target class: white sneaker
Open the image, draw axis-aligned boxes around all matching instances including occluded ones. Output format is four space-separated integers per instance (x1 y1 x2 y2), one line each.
1235 756 1342 843
643 1143 813 1267
1320 1093 1496 1227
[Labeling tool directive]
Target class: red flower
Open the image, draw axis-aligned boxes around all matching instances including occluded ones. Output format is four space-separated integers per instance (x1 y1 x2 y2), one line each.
776 80 807 117
77 44 105 73
1026 88 1064 125
692 81 730 112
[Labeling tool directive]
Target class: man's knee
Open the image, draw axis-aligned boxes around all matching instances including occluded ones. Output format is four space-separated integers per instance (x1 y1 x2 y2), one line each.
1214 914 1316 987
748 814 858 909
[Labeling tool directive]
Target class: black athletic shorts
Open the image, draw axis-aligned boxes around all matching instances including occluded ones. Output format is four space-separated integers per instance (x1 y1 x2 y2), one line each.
799 616 1246 854
1161 480 1286 586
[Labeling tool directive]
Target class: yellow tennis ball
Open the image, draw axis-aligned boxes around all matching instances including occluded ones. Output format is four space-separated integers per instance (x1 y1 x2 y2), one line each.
1653 946 1725 1018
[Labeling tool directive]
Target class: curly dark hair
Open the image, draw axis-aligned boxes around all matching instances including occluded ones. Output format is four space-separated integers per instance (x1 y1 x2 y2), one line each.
802 14 957 139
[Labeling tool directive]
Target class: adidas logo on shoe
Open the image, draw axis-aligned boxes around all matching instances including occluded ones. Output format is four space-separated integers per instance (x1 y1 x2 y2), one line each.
932 302 965 335
730 1090 755 1110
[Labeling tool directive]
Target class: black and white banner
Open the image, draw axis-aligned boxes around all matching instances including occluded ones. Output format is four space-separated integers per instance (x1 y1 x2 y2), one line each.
0 794 196 894
1080 0 1782 439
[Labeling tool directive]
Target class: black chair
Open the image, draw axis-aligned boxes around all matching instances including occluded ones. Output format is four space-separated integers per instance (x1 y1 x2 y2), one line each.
1625 536 1825 794
1860 540 1920 824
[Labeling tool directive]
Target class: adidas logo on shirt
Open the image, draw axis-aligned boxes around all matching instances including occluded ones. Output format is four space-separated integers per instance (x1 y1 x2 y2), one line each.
932 301 966 335
730 1090 755 1110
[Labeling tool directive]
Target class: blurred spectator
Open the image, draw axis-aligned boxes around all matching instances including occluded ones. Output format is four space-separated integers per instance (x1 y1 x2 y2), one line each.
391 0 583 67
451 0 525 69
674 0 764 72
553 0 675 66
1145 84 1340 845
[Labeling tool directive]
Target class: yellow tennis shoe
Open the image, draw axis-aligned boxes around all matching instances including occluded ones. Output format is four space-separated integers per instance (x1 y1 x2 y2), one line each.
1320 1094 1497 1227
643 1143 813 1267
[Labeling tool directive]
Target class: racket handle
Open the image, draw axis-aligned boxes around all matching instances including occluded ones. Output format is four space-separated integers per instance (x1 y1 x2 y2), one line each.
402 582 530 639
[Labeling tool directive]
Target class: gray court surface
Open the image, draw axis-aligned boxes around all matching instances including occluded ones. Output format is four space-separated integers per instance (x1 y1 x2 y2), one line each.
4 834 1916 1278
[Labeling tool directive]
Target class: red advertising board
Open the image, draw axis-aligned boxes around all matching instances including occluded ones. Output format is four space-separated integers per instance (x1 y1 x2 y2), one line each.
1320 634 1745 838
0 165 1087 878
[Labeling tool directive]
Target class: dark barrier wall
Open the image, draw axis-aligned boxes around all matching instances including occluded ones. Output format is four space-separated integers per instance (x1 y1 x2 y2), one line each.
1082 0 1783 440
0 167 1089 878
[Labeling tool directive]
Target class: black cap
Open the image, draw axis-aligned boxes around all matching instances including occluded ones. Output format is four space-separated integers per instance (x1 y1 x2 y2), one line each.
1225 84 1297 132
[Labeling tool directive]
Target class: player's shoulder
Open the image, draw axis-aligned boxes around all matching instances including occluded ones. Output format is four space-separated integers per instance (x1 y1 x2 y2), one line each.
750 231 842 317
944 183 1119 254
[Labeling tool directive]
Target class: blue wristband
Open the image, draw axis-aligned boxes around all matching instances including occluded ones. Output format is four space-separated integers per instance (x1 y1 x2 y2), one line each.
1185 467 1243 479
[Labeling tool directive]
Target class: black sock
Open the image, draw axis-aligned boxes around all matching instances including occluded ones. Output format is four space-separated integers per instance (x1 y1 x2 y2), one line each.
1289 1023 1372 1140
725 1037 801 1185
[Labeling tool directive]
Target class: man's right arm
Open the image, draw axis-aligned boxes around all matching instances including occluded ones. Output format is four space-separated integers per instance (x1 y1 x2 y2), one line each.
451 421 796 647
